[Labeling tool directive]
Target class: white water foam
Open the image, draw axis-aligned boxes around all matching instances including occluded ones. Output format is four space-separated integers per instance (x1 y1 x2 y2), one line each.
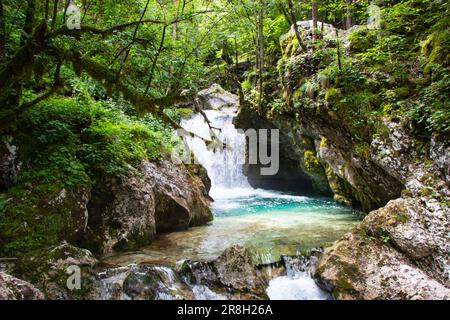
266 274 330 300
181 107 251 194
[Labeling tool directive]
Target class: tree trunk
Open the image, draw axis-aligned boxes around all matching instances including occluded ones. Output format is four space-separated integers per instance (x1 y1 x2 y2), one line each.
172 0 179 41
257 1 264 114
0 0 5 67
52 0 58 29
312 1 318 40
287 0 308 52
145 24 167 95
22 0 36 45
345 0 353 30
335 28 342 70
234 36 238 70
44 0 50 20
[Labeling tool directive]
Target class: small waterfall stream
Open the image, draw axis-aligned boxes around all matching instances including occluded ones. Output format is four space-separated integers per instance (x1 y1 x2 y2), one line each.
181 106 251 198
99 103 360 300
179 106 333 300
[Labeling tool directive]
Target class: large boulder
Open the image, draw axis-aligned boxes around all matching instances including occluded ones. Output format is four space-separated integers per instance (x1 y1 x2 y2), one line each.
0 272 44 300
93 264 199 300
177 245 268 300
312 119 450 299
315 196 450 299
85 160 212 255
315 231 450 300
142 160 212 232
214 245 267 298
85 174 156 254
0 183 91 256
12 241 98 299
197 84 239 110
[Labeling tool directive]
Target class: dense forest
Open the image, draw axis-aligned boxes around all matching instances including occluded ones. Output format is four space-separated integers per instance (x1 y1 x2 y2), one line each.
0 0 448 300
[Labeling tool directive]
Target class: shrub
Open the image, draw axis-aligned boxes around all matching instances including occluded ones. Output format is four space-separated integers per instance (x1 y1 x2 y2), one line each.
349 27 378 53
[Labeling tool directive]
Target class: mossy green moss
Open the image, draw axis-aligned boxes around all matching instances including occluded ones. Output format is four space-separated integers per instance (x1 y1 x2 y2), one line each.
0 184 90 255
354 143 371 160
348 27 378 53
421 28 450 73
303 150 321 173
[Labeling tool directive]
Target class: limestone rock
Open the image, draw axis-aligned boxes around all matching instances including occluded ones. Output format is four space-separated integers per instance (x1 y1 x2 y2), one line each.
0 272 44 300
197 84 239 110
363 197 449 285
143 160 213 232
13 241 98 299
315 231 450 300
93 264 194 300
214 245 267 299
176 246 268 299
430 133 450 184
85 160 212 255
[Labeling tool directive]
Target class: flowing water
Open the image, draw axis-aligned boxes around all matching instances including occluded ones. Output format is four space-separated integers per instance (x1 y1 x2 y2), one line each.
103 106 361 300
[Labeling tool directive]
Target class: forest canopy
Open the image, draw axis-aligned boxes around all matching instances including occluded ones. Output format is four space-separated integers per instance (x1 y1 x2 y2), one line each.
0 0 382 129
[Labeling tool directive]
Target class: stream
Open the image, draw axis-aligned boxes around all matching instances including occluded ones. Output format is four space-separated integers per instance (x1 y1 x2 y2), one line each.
102 106 361 300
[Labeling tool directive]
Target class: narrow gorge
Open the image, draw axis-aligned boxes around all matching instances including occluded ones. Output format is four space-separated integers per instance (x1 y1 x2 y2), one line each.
0 0 448 301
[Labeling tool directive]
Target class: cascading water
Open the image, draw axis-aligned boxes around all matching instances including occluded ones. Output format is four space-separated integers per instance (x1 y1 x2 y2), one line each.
180 106 251 198
104 100 360 300
178 105 339 300
266 256 332 300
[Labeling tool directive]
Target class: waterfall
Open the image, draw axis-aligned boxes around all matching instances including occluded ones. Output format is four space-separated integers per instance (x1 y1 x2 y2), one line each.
266 256 332 300
181 106 251 198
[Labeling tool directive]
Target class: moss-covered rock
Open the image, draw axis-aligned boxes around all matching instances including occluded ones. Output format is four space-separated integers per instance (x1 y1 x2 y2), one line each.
12 241 98 299
314 228 450 300
348 27 377 53
0 184 91 256
0 95 214 257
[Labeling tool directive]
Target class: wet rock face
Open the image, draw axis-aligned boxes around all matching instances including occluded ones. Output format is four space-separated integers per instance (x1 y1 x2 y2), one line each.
95 264 196 300
313 120 449 299
256 20 449 299
85 160 212 255
94 245 268 300
197 83 239 110
177 246 268 300
141 160 213 232
234 105 319 194
214 245 267 298
315 180 450 300
266 114 405 211
0 272 44 300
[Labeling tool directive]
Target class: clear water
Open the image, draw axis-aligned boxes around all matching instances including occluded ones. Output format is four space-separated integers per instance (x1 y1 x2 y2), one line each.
104 188 360 266
102 106 361 300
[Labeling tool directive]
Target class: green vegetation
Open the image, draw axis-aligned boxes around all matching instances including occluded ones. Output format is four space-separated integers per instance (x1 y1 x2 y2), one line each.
0 85 176 254
0 0 449 258
268 0 449 151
